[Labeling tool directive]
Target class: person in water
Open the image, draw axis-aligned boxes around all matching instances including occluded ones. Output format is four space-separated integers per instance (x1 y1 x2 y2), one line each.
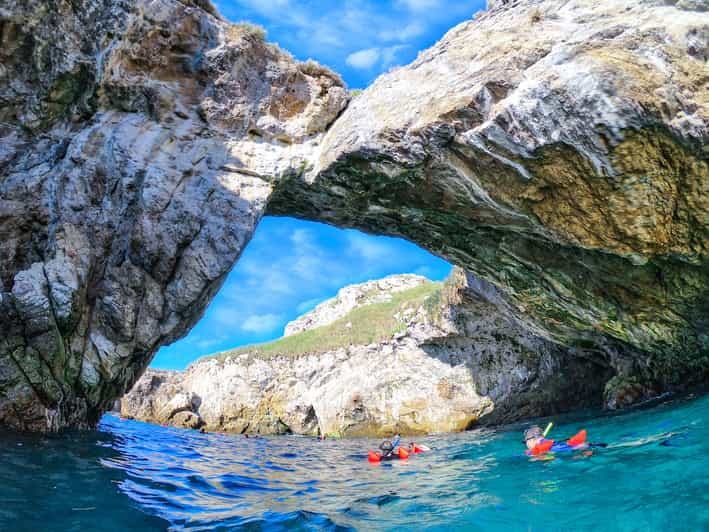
379 434 401 459
524 425 599 456
523 425 548 452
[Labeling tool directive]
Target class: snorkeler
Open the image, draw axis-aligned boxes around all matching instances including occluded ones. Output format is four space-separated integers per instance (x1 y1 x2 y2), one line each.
368 434 431 462
524 424 607 456
380 434 402 459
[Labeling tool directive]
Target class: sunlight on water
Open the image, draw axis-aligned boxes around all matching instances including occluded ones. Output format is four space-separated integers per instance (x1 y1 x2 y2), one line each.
1 393 708 530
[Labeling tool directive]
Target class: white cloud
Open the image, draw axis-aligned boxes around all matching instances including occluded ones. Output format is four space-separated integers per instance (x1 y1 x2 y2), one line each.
346 48 381 69
381 45 408 67
196 337 223 351
241 313 283 333
347 232 393 262
291 255 325 280
380 22 425 42
233 0 290 16
256 270 296 295
397 0 441 11
213 306 243 326
291 227 314 247
414 265 434 279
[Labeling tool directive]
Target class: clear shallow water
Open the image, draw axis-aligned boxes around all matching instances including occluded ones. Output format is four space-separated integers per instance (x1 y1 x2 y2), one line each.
1 393 708 531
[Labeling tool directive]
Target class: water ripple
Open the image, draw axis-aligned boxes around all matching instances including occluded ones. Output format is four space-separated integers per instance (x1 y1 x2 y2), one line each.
1 392 708 530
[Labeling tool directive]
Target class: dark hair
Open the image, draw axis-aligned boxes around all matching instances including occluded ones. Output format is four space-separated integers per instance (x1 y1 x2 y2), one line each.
380 440 393 452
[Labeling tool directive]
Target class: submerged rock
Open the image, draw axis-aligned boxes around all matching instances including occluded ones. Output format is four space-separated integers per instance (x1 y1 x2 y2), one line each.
0 0 707 430
122 271 608 436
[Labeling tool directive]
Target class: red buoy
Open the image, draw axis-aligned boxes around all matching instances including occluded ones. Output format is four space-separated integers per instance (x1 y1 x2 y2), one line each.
368 450 382 462
531 439 555 455
567 429 587 447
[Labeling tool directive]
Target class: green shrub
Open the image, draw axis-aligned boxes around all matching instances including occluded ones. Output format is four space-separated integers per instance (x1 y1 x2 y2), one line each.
231 21 267 41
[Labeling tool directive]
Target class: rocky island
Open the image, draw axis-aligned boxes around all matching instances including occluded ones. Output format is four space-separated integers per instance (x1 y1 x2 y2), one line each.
121 271 606 436
0 0 707 431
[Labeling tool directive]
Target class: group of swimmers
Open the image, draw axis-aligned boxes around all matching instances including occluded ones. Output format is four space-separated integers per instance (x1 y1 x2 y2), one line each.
370 422 606 462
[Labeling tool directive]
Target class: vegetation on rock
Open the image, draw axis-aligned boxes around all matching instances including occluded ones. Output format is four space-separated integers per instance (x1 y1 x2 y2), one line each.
203 281 443 363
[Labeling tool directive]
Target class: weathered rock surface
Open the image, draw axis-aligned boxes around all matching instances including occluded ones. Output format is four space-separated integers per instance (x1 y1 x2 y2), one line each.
284 274 428 336
269 0 709 406
0 0 708 430
0 0 346 430
122 271 607 435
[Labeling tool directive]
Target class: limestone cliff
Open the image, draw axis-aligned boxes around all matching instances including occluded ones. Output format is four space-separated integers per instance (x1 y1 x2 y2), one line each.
268 0 709 407
284 274 429 336
0 0 708 431
0 0 346 430
121 271 606 436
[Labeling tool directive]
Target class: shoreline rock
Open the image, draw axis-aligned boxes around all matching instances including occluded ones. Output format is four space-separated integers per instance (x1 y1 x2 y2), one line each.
121 271 610 436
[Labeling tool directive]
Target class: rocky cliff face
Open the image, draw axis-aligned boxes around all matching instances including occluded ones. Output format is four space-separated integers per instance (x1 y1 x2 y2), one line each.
0 0 346 430
284 274 428 336
268 0 709 406
122 271 607 435
1 0 707 431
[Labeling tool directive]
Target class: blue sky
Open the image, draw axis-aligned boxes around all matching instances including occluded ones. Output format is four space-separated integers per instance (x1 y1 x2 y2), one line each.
213 0 486 88
152 219 451 369
151 1 486 369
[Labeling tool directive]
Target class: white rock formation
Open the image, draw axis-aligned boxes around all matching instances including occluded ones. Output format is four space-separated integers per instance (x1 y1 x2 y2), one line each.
284 274 428 336
122 271 607 436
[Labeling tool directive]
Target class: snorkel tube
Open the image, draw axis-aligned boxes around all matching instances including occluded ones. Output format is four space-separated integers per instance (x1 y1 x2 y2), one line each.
392 434 401 450
543 422 553 438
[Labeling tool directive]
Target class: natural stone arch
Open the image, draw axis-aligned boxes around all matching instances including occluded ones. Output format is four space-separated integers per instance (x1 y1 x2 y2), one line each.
0 0 707 431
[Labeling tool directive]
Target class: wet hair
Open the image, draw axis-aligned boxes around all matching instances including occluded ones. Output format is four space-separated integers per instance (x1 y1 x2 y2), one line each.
380 440 393 452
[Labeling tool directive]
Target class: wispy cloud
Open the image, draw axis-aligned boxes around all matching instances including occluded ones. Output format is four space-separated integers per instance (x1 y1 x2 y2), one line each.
380 22 425 42
346 45 407 70
296 297 324 314
241 313 283 333
397 0 442 11
381 45 408 68
346 48 381 69
196 337 226 351
346 231 392 262
213 306 243 326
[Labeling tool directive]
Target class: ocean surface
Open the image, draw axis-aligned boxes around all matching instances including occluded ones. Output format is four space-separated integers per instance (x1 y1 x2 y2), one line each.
1 392 708 531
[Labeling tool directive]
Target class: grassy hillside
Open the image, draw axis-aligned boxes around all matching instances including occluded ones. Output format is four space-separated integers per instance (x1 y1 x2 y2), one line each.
202 281 443 363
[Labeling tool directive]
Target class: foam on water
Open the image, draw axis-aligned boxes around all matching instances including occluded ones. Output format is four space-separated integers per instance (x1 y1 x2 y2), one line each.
1 392 708 530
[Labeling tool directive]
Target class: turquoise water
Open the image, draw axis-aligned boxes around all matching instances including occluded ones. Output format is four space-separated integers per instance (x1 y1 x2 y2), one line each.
1 392 708 531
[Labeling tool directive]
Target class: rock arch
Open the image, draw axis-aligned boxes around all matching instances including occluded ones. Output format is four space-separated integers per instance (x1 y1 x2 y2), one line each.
0 0 707 430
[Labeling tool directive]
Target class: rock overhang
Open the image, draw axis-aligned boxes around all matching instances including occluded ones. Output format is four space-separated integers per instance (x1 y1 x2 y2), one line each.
0 0 708 431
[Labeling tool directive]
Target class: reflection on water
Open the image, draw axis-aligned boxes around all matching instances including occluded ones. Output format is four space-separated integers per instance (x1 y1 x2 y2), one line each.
1 392 708 530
